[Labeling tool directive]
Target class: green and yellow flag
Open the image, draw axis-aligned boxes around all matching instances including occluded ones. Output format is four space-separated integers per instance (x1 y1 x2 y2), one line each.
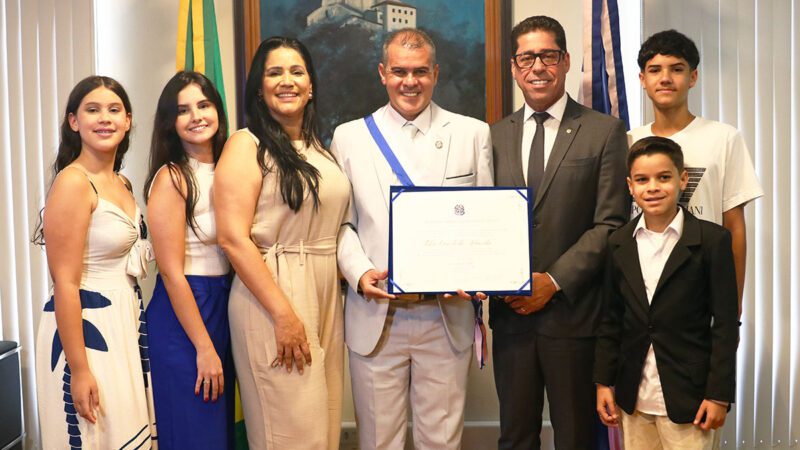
177 0 228 118
233 382 248 449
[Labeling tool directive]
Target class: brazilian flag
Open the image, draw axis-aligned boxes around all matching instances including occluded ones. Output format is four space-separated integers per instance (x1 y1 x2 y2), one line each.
177 1 242 447
177 0 228 119
232 382 248 449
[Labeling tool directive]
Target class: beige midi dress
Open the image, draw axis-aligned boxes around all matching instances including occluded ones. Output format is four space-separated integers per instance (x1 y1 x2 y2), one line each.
228 129 350 450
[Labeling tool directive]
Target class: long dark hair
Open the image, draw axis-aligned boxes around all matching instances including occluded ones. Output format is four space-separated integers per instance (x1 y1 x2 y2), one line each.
244 36 331 212
32 75 133 245
143 71 228 235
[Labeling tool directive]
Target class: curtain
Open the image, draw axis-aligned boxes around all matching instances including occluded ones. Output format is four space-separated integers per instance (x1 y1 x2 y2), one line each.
642 1 799 448
0 0 95 448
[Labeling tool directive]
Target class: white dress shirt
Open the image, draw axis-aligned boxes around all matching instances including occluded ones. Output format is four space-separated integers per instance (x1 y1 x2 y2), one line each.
520 94 568 290
378 103 439 185
633 208 685 416
520 93 568 185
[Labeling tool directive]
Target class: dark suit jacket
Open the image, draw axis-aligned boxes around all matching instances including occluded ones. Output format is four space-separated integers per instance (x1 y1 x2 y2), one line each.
594 209 738 423
489 96 629 337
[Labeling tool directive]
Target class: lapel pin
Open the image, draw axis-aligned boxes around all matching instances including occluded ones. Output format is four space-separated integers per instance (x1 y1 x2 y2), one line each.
566 128 572 134
435 140 443 149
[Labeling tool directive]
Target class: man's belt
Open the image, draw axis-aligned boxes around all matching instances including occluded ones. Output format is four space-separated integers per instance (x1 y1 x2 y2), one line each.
394 293 438 302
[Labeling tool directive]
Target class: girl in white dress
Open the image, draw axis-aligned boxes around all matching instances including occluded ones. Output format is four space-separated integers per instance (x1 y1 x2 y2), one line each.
34 76 156 449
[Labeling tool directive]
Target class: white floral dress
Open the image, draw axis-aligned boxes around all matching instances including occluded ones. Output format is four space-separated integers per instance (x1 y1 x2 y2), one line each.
35 197 156 450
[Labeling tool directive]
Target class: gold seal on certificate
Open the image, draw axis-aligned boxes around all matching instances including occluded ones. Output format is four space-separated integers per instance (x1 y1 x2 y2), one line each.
388 186 532 295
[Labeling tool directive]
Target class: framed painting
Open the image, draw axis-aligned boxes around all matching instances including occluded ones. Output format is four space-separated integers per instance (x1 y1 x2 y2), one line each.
234 0 512 140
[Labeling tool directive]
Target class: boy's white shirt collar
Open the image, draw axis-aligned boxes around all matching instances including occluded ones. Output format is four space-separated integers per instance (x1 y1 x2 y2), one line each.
647 115 699 138
633 207 685 237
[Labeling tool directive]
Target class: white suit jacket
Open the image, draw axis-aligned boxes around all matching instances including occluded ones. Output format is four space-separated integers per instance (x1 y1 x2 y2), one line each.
332 102 494 356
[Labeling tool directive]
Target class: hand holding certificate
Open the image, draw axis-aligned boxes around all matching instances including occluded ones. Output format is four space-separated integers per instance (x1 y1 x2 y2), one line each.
388 186 532 295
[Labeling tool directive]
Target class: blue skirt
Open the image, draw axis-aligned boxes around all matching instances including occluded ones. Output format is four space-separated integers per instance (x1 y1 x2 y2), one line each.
146 274 234 450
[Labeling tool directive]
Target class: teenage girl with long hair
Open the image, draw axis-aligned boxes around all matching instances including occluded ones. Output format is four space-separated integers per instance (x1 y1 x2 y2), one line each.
34 75 155 449
144 70 233 449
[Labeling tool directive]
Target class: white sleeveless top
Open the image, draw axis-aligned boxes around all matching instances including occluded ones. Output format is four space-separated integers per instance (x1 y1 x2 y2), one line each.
152 158 230 276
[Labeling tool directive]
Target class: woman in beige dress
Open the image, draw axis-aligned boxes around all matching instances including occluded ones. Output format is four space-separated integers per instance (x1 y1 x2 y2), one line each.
214 36 349 450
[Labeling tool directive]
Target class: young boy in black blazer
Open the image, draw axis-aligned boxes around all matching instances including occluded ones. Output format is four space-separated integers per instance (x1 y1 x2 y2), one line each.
594 136 738 448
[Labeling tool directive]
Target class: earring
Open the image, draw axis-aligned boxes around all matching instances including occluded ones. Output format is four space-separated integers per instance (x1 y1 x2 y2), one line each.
309 91 313 99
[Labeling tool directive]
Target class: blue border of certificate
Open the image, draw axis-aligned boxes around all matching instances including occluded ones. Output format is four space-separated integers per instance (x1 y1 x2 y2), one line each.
388 185 533 296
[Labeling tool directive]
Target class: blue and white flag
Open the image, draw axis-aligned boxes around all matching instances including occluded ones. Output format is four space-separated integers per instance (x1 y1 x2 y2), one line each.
580 0 630 130
582 5 627 449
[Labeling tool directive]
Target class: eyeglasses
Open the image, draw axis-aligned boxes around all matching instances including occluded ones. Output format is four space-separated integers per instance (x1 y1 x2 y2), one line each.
513 50 565 69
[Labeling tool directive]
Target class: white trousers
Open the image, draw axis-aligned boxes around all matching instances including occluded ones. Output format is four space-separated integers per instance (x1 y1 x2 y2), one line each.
349 300 472 450
619 408 721 450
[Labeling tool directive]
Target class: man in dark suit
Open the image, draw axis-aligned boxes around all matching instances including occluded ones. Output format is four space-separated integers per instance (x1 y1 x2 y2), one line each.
490 15 630 449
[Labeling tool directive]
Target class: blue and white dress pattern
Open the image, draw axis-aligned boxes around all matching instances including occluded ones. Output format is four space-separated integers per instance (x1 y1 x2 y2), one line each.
36 198 157 450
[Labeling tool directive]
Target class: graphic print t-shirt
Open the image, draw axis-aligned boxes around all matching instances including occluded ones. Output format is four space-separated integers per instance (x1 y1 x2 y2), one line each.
628 117 763 225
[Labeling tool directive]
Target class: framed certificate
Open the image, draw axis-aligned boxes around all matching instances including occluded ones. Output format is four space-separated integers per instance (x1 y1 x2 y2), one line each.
388 186 532 296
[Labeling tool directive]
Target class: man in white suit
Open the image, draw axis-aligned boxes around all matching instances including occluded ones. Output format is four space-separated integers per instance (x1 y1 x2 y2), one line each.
331 28 493 449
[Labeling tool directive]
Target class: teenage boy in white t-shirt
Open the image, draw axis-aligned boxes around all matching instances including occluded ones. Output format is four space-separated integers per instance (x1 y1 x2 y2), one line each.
630 29 763 316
